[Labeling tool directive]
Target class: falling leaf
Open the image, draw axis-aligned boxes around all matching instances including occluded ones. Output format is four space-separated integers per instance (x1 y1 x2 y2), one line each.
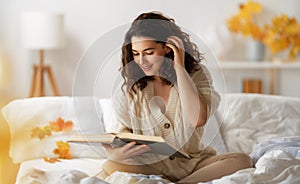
49 117 74 132
53 141 72 159
44 157 61 163
30 125 52 140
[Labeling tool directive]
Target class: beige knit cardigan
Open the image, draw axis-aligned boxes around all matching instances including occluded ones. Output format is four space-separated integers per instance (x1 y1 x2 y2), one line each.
108 64 220 180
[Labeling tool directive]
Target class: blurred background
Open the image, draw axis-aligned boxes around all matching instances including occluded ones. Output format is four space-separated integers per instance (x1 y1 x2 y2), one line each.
1 0 299 183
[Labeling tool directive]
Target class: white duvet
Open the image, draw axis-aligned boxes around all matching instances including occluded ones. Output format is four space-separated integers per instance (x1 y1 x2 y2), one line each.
17 150 300 184
16 158 106 184
219 93 300 154
213 150 300 184
212 136 300 184
17 136 300 184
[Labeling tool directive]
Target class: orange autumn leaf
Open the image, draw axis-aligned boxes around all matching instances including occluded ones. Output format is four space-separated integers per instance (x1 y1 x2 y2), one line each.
53 141 72 159
227 15 242 32
249 24 264 40
30 125 52 140
44 157 61 163
272 15 299 35
238 1 262 20
49 117 74 132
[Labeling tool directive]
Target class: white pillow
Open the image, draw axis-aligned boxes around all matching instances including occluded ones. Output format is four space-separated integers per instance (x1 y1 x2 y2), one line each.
98 98 114 132
1 96 106 163
219 93 300 153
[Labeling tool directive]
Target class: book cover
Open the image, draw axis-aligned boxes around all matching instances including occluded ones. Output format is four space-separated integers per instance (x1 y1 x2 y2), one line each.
68 133 190 159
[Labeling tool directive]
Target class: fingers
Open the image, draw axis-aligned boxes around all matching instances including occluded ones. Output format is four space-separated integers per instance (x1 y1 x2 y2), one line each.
122 142 150 156
166 36 185 67
166 36 184 51
122 141 137 151
102 142 151 161
102 142 136 151
126 144 151 157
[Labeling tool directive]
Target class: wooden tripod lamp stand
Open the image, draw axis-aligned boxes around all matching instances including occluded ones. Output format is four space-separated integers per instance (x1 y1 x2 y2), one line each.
21 12 64 97
30 50 59 97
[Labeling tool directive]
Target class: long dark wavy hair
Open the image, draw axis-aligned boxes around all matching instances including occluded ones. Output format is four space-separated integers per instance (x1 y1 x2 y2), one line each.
121 11 204 98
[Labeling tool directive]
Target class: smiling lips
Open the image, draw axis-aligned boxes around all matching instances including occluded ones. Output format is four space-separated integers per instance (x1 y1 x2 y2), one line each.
141 64 153 71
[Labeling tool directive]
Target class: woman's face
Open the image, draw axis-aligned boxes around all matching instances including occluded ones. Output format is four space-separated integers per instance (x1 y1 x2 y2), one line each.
131 36 169 76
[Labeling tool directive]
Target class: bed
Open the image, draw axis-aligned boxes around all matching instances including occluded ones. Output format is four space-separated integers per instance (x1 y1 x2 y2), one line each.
2 93 300 184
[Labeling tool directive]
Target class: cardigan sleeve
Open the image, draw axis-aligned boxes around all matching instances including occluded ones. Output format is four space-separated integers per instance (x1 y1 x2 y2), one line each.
191 63 220 117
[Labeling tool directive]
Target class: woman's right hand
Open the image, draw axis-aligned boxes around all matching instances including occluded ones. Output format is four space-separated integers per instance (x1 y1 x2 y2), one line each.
101 142 151 161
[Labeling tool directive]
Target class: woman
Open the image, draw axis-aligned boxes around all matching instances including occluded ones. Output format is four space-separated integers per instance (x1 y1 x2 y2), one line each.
101 11 253 183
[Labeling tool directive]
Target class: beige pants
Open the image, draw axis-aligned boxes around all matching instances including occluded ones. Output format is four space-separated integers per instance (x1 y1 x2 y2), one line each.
101 152 253 183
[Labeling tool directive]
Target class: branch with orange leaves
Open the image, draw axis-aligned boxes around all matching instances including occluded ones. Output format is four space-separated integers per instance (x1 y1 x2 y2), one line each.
227 0 300 60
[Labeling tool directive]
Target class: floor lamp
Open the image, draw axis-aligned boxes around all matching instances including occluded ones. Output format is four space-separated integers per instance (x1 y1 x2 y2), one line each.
21 12 64 97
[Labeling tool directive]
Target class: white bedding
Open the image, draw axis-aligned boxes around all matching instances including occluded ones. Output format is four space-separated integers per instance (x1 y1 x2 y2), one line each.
16 158 106 184
17 158 172 184
213 136 300 184
213 149 300 184
5 93 300 184
17 141 300 184
218 93 300 153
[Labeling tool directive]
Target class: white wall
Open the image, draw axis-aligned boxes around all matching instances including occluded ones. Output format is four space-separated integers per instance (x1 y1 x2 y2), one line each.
0 0 299 98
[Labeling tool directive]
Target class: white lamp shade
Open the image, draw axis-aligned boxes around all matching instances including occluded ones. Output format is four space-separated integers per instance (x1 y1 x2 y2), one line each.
21 12 64 50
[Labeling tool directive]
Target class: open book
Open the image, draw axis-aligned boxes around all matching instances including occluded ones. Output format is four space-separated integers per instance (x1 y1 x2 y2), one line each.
68 133 190 159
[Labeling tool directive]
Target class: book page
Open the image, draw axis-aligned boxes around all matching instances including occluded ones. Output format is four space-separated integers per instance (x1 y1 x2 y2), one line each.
116 133 164 142
70 133 115 144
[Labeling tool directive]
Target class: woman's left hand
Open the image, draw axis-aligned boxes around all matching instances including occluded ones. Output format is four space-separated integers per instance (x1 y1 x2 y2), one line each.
166 36 185 68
